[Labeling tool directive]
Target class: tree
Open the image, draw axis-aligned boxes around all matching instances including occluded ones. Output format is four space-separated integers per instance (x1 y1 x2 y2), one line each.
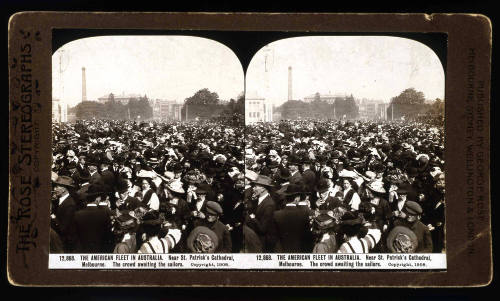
391 88 425 105
181 88 223 120
387 88 428 120
185 88 220 105
75 101 105 119
127 97 153 120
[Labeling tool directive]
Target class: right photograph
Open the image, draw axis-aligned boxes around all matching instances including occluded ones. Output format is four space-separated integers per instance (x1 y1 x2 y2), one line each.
244 36 445 255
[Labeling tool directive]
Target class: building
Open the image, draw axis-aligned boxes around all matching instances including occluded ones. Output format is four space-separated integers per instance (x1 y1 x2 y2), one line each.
52 99 67 123
358 99 388 120
245 92 273 124
151 99 182 121
376 103 390 120
97 92 143 105
303 92 349 104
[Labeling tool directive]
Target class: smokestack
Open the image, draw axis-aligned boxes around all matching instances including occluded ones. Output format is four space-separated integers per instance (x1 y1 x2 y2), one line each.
82 67 87 102
288 66 292 101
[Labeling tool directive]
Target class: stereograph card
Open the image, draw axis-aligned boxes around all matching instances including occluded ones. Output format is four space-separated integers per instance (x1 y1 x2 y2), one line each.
7 12 491 286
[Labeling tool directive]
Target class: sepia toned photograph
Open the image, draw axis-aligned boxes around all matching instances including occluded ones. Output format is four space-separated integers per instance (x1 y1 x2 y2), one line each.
50 36 245 256
244 36 446 257
8 12 491 286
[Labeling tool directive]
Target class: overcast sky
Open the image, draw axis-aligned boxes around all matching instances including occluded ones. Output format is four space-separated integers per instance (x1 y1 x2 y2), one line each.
246 36 445 106
52 36 244 107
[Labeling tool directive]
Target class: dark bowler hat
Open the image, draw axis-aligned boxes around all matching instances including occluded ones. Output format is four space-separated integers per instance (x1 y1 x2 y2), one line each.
316 178 330 193
402 201 422 216
287 154 301 165
206 201 223 216
277 167 291 181
283 184 307 196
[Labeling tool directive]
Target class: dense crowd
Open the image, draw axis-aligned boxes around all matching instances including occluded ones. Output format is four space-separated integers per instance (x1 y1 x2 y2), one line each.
244 119 445 254
51 117 445 255
51 119 244 254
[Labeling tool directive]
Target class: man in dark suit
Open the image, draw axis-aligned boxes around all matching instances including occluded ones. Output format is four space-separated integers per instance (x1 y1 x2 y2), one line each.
52 175 79 253
99 163 116 192
245 175 277 252
272 184 313 253
394 201 433 253
73 184 114 253
196 201 232 253
287 155 302 185
301 159 317 194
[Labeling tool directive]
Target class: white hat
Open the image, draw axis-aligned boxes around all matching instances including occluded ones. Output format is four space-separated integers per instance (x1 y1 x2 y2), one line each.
166 179 185 194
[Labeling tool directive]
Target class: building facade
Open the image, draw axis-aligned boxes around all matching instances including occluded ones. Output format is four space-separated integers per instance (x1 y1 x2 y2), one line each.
151 99 182 121
97 92 143 105
303 93 348 104
245 93 273 124
52 99 67 123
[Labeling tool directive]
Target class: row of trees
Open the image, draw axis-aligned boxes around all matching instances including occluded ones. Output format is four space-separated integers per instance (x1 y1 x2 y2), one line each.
74 94 153 120
72 89 244 122
277 94 359 120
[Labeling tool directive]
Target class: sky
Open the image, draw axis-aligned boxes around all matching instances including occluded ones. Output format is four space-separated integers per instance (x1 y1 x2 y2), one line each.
245 36 445 106
52 36 244 107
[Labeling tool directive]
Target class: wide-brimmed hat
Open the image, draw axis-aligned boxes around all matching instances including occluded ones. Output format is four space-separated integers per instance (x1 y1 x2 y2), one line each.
166 180 185 194
366 180 386 194
338 169 357 179
386 226 418 253
244 169 259 181
52 173 75 188
187 226 219 253
251 175 274 187
313 210 337 230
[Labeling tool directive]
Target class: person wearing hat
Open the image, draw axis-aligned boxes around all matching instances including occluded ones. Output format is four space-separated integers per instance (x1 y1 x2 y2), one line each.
194 201 232 253
301 157 317 195
272 184 313 253
115 179 142 212
393 201 433 253
73 183 114 253
245 174 277 252
340 177 362 212
158 180 190 232
391 187 409 218
138 178 160 211
363 180 392 232
386 226 419 253
272 166 293 209
112 213 138 253
138 211 182 254
287 155 303 185
421 172 445 253
187 226 219 253
337 211 382 254
51 174 79 253
315 178 344 211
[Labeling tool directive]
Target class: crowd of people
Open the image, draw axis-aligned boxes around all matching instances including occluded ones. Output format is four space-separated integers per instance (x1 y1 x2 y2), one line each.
51 117 445 255
51 119 245 254
244 119 445 254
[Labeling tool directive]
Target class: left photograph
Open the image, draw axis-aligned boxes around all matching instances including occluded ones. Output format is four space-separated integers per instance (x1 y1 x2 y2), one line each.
50 36 245 256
